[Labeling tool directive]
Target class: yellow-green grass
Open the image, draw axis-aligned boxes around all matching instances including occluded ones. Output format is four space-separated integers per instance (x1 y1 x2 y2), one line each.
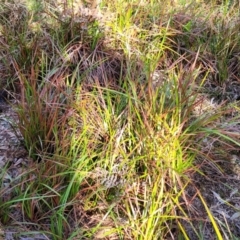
0 0 239 239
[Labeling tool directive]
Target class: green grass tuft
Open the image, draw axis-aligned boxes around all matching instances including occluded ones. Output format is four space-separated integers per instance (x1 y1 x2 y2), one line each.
0 0 239 239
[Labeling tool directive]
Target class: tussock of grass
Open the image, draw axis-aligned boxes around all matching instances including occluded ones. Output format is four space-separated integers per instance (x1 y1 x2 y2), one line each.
0 0 240 239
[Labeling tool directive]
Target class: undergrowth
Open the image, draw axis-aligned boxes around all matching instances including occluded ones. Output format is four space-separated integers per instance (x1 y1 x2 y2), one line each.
0 0 240 239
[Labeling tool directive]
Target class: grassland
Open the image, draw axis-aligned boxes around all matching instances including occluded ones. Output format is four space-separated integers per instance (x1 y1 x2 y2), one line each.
0 0 240 239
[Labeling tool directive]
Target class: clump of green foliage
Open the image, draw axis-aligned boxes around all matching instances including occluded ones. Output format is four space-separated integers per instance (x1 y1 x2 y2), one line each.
0 0 240 239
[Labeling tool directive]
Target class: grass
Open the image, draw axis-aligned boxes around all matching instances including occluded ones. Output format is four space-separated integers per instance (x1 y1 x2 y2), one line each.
0 0 240 239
